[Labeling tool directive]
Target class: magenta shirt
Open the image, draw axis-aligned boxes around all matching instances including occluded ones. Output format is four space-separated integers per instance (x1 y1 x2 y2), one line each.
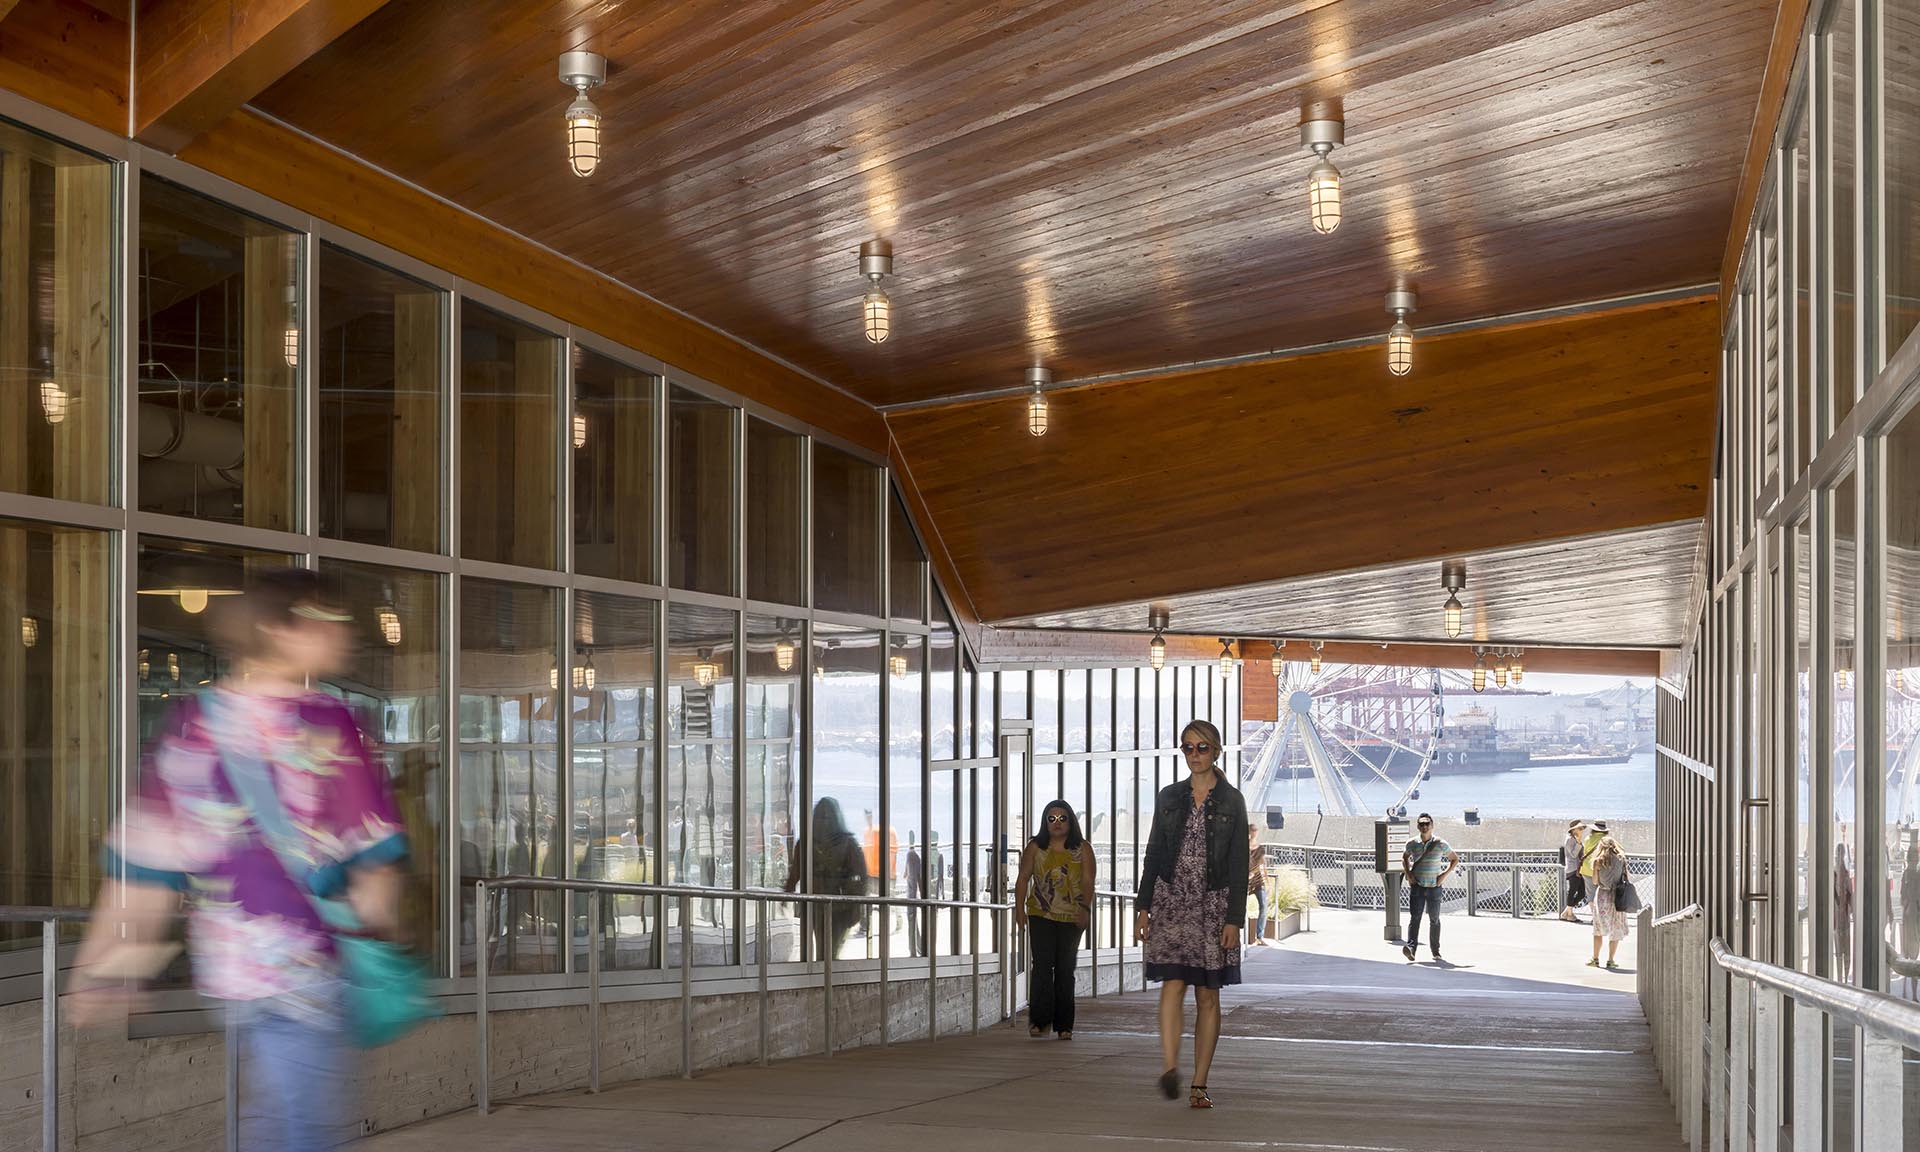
108 687 406 1001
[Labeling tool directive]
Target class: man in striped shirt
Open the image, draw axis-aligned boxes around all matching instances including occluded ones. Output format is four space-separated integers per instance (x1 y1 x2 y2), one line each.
1401 814 1459 962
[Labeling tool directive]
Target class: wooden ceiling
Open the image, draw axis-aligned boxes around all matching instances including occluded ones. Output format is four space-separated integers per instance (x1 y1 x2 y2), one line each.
888 297 1718 628
1005 521 1702 650
251 0 1775 407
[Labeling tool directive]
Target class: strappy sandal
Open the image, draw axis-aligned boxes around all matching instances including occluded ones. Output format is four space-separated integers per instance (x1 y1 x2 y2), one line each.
1029 1025 1044 1038
1057 1030 1073 1040
1189 1084 1213 1109
1158 1068 1181 1099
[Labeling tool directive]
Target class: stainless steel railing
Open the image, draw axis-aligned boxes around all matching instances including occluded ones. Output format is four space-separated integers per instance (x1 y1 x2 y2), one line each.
1636 904 1704 1151
472 877 1014 1114
1263 842 1655 917
1 905 92 1152
1703 934 1920 1150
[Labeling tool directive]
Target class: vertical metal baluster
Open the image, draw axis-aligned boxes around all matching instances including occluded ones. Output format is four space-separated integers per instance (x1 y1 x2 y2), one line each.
758 897 771 1067
824 900 835 1056
587 890 601 1095
1508 866 1520 918
879 897 890 1047
969 905 980 1036
43 919 58 1152
224 1004 239 1152
476 882 490 1115
679 894 693 1079
1860 1031 1904 1150
1090 897 1099 1000
926 898 938 1043
1752 987 1778 1152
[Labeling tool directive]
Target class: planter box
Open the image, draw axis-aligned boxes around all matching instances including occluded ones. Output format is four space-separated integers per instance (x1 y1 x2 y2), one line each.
1271 909 1307 941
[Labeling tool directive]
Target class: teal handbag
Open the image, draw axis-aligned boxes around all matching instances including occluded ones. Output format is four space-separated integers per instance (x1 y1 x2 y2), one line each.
213 702 441 1048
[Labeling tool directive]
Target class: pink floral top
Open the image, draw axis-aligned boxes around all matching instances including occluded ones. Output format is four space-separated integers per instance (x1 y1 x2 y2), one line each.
108 687 406 1003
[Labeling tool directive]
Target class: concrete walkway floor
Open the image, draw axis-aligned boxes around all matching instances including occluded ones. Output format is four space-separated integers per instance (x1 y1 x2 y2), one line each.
363 911 1680 1151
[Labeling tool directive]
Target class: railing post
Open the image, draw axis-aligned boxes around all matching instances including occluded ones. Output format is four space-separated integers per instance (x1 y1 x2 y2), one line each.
42 918 57 1152
1729 975 1750 1152
476 881 490 1116
823 903 835 1057
224 1002 239 1152
587 890 601 1095
1343 863 1354 908
1709 962 1727 1152
1791 1001 1822 1152
759 897 771 1067
880 897 890 1048
1466 866 1477 916
1860 1031 1904 1149
969 906 980 1036
1508 866 1520 918
1752 987 1778 1152
925 900 938 1043
679 893 693 1080
1089 898 1099 1000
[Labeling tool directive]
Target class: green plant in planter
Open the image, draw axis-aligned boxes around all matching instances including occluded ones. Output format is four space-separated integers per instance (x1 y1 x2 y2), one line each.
1268 865 1319 918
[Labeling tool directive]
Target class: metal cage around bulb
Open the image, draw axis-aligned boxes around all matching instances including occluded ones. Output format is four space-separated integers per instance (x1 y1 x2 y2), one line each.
1387 318 1415 375
376 606 403 647
1307 158 1342 235
572 412 588 449
20 616 38 648
1148 633 1167 671
566 97 602 177
863 285 891 343
775 639 796 672
39 380 66 425
1027 389 1048 436
1443 592 1462 638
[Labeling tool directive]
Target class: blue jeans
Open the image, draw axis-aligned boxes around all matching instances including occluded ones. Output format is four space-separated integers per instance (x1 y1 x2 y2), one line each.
236 1001 355 1151
1406 884 1442 954
1252 886 1269 940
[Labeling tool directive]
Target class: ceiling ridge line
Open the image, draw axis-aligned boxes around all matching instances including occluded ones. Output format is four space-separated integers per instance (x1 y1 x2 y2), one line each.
235 104 880 417
877 283 1717 414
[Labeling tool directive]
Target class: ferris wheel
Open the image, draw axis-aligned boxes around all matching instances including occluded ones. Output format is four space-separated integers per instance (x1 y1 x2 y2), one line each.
1243 663 1457 819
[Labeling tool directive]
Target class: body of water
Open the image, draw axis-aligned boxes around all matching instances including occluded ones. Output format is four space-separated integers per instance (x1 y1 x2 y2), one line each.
1271 751 1658 822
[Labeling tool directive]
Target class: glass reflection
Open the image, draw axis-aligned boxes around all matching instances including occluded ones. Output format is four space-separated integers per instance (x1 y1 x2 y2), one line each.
891 636 924 957
746 613 803 964
572 591 657 971
813 445 881 615
811 627 880 959
889 494 926 623
747 419 805 605
669 385 735 595
460 304 558 568
668 602 735 966
1884 398 1920 1003
574 349 656 583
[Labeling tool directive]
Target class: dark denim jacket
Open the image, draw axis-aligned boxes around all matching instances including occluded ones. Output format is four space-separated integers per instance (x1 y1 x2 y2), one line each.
1136 776 1249 924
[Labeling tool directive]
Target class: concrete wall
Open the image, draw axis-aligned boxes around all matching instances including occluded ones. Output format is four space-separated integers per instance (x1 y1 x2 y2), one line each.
1 965 1017 1151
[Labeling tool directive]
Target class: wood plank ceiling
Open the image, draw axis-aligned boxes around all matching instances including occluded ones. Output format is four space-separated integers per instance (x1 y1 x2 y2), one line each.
253 0 1775 408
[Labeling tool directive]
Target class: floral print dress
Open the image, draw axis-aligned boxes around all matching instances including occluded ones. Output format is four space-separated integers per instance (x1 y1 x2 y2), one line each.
1144 795 1242 988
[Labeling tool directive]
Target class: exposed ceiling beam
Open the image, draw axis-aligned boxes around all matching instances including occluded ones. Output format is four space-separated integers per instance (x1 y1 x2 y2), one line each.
134 0 390 153
1720 0 1815 309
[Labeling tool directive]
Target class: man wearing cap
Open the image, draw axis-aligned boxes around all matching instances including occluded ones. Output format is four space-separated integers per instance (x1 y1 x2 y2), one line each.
1401 814 1459 962
1561 820 1589 922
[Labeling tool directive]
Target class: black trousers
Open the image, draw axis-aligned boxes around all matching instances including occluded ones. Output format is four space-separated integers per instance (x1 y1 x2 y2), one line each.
1567 874 1587 907
1027 917 1083 1032
1407 884 1442 954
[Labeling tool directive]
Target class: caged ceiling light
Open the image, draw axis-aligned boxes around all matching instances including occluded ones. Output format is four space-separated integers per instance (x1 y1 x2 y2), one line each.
1218 638 1236 678
1270 639 1286 677
775 635 796 673
859 240 893 343
1493 648 1509 688
1384 287 1417 376
1309 640 1324 675
693 648 720 689
20 616 37 648
1299 112 1345 235
39 380 67 425
1472 647 1487 693
1026 366 1051 437
559 50 607 178
573 412 589 449
1510 648 1524 686
1147 607 1169 671
376 604 402 647
1440 560 1466 639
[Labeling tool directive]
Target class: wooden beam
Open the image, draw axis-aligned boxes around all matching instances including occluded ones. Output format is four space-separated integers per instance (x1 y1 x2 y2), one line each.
1720 0 1816 309
0 0 129 134
134 0 390 152
0 3 26 22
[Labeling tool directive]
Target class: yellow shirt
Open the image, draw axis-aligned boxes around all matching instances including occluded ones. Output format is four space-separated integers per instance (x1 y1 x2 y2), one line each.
1025 844 1087 922
1579 831 1605 878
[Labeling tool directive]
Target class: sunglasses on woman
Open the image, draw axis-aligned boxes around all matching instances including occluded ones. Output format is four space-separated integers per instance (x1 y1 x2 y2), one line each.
1046 813 1069 824
1180 742 1214 754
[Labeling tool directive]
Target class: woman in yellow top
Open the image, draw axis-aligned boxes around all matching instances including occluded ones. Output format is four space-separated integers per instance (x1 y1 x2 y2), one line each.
1014 799 1096 1038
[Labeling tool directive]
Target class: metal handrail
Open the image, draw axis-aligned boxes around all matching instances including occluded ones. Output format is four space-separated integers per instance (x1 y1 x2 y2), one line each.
1709 936 1920 1052
472 877 1014 1114
1649 902 1702 928
2 905 90 1152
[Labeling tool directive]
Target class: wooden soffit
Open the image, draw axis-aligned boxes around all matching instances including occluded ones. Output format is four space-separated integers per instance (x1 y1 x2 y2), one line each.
889 296 1718 627
0 0 130 134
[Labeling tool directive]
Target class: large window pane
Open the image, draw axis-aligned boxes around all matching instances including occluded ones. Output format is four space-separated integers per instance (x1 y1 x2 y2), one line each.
318 561 445 971
1116 667 1136 751
888 493 926 623
574 349 656 583
135 538 295 732
1830 466 1859 1152
746 418 804 604
573 590 657 971
458 577 560 975
1791 522 1813 974
930 597 956 761
1033 669 1059 754
460 304 558 568
667 602 735 965
889 635 924 957
812 626 880 959
1884 401 1920 991
746 613 802 964
668 385 734 595
1886 0 1920 359
317 244 444 552
0 521 112 948
1091 668 1113 752
138 175 298 530
813 445 880 615
0 123 114 506
1063 668 1087 753
929 768 956 954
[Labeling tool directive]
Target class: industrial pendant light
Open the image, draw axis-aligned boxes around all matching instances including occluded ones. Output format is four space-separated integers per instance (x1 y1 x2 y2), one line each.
1217 638 1235 678
39 380 66 425
572 412 588 449
1493 648 1509 688
376 603 402 647
19 616 37 648
1472 647 1487 693
1309 640 1324 675
1147 608 1169 671
1385 287 1417 376
1026 366 1051 436
693 648 720 689
1510 649 1524 686
1440 561 1466 639
775 635 796 672
1269 639 1286 677
559 50 607 177
1300 112 1345 235
860 240 893 343
282 282 299 368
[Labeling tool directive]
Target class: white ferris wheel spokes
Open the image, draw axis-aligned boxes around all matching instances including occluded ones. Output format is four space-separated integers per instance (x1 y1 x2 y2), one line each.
1244 663 1445 819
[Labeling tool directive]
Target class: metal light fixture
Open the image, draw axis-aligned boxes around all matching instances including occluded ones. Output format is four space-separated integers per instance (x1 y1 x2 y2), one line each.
693 648 719 689
890 652 910 679
376 604 402 647
1270 639 1286 677
1385 287 1417 376
283 282 299 368
39 380 66 425
1837 666 1851 691
137 648 150 681
1300 113 1345 235
572 412 588 449
860 240 893 343
167 652 181 684
1309 640 1324 675
775 636 796 672
19 616 37 648
572 648 597 691
1510 649 1524 686
816 638 838 683
549 659 560 691
1026 366 1051 437
1472 647 1486 693
559 50 607 178
1148 608 1169 671
138 553 241 616
1440 561 1466 639
1493 648 1509 688
1217 638 1235 678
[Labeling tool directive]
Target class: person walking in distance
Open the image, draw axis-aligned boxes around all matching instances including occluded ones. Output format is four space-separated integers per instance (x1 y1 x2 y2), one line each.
1136 720 1248 1109
1246 823 1270 946
1014 800 1095 1039
1561 820 1591 922
1401 814 1458 962
1587 825 1630 970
